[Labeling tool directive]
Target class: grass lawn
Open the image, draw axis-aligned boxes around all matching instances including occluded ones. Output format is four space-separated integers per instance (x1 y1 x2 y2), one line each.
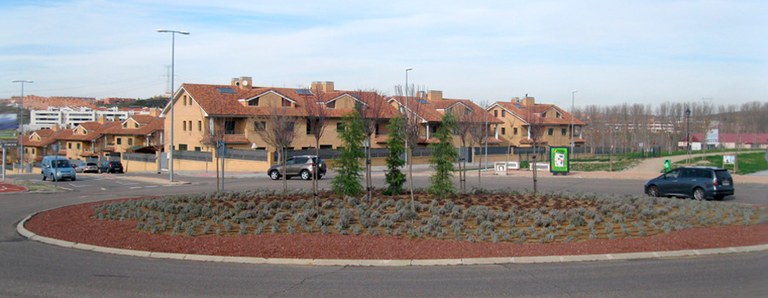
673 152 768 175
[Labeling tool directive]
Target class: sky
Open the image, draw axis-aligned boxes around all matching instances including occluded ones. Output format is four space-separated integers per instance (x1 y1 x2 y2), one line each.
1 0 766 109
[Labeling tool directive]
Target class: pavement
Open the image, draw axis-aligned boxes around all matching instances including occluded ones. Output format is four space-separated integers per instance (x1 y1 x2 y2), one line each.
0 182 27 193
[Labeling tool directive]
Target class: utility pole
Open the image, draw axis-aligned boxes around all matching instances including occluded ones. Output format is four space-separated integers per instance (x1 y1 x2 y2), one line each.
12 80 33 173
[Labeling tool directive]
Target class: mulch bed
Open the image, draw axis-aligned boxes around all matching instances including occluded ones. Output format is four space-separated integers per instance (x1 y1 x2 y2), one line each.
25 199 768 260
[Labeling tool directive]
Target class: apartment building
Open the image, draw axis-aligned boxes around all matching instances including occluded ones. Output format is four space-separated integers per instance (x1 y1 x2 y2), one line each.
163 77 399 155
29 106 147 130
489 96 585 148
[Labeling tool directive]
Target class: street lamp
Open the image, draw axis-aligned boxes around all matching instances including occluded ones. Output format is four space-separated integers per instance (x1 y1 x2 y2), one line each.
404 67 413 163
12 80 33 173
571 89 577 154
157 29 189 182
685 107 691 164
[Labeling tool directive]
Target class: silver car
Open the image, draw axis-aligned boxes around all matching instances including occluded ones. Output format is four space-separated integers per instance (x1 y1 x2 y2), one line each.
268 155 327 180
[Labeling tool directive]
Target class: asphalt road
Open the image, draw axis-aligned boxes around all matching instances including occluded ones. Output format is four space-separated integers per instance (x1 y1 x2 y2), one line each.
1 173 766 297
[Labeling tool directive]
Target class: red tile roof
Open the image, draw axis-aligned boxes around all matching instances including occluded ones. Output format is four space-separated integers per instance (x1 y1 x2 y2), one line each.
690 133 768 144
494 101 585 126
388 96 502 124
176 84 399 120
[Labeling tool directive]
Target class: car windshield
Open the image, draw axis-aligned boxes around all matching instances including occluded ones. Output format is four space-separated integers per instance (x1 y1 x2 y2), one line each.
53 160 70 167
87 163 97 166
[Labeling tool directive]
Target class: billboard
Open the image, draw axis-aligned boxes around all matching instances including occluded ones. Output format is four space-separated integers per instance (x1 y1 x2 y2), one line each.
0 114 18 140
549 147 570 174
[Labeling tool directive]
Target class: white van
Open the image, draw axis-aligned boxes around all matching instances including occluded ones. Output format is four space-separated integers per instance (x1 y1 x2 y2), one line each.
41 155 77 181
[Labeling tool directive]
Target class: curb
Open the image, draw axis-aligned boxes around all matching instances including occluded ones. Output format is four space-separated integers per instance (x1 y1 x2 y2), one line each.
16 212 768 267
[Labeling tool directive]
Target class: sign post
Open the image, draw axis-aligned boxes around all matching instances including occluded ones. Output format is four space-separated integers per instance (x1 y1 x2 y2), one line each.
549 147 570 175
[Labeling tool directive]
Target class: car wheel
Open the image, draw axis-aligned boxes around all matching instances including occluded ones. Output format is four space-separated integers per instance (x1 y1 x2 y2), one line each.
693 187 706 201
269 170 280 180
300 170 311 180
52 176 57 182
646 185 660 197
42 174 47 181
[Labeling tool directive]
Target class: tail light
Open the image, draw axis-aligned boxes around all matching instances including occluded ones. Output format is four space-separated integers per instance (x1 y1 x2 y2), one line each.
712 178 719 187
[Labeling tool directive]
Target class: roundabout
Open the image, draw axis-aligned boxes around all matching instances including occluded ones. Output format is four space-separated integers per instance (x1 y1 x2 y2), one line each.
2 173 767 296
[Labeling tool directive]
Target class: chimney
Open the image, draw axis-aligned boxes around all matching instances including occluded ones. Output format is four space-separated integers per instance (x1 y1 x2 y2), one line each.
148 108 160 117
427 90 443 101
97 115 107 124
231 76 253 89
310 81 335 92
51 124 60 132
521 96 535 107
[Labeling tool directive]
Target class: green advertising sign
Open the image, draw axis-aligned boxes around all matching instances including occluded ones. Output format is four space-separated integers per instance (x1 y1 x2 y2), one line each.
549 147 570 174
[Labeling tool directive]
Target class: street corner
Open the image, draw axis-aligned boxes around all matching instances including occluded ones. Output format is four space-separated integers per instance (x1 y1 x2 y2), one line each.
0 182 28 193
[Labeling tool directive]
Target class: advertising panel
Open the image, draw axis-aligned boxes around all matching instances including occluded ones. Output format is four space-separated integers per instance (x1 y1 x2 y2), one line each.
549 146 570 174
0 114 18 140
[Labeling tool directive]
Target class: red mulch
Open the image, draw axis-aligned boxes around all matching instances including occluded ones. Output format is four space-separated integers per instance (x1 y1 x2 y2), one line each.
25 200 768 260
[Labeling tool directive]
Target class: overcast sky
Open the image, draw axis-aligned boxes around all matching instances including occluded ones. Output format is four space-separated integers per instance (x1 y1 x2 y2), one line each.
1 0 766 108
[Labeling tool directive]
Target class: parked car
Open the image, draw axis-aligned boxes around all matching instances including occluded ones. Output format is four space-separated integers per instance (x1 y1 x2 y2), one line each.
267 155 326 180
83 162 99 173
644 166 734 200
41 156 77 181
99 160 124 173
71 160 86 173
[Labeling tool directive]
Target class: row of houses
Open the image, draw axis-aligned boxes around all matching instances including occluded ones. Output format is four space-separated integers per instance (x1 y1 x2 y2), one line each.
20 112 164 164
17 77 586 171
158 77 584 158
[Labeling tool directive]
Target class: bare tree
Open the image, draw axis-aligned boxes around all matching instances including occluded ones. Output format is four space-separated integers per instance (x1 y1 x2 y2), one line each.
355 89 389 200
200 117 226 192
253 107 297 196
394 84 426 202
304 85 328 198
527 109 546 194
469 100 494 188
453 108 473 193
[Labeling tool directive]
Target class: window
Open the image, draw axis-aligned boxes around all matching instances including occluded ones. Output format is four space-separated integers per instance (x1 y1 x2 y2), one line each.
556 112 561 119
542 112 547 118
561 128 567 136
336 122 344 132
501 110 506 117
128 138 133 146
306 119 312 135
134 123 139 128
248 97 259 106
548 128 554 136
68 143 72 149
183 121 187 131
286 122 295 132
501 127 506 135
77 143 81 149
117 138 122 145
188 121 192 131
224 120 236 134
282 98 292 107
326 101 336 109
355 101 365 111
494 110 498 117
198 121 202 131
178 144 188 151
513 127 518 135
194 147 201 152
464 108 472 116
254 121 266 131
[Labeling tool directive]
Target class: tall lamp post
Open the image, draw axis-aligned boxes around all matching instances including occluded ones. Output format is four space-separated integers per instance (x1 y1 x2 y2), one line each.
685 107 691 165
404 67 413 163
157 29 189 182
570 89 577 154
12 80 33 173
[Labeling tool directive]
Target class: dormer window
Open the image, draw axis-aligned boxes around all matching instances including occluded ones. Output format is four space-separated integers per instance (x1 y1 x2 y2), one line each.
134 123 139 128
249 97 259 106
326 101 336 109
556 112 561 119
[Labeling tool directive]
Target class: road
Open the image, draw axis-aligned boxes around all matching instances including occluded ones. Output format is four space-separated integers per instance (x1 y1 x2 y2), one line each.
1 172 766 297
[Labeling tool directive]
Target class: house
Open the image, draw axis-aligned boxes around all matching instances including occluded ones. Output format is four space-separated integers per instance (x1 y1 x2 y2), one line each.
686 133 768 150
386 90 503 147
488 96 586 149
162 77 399 157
